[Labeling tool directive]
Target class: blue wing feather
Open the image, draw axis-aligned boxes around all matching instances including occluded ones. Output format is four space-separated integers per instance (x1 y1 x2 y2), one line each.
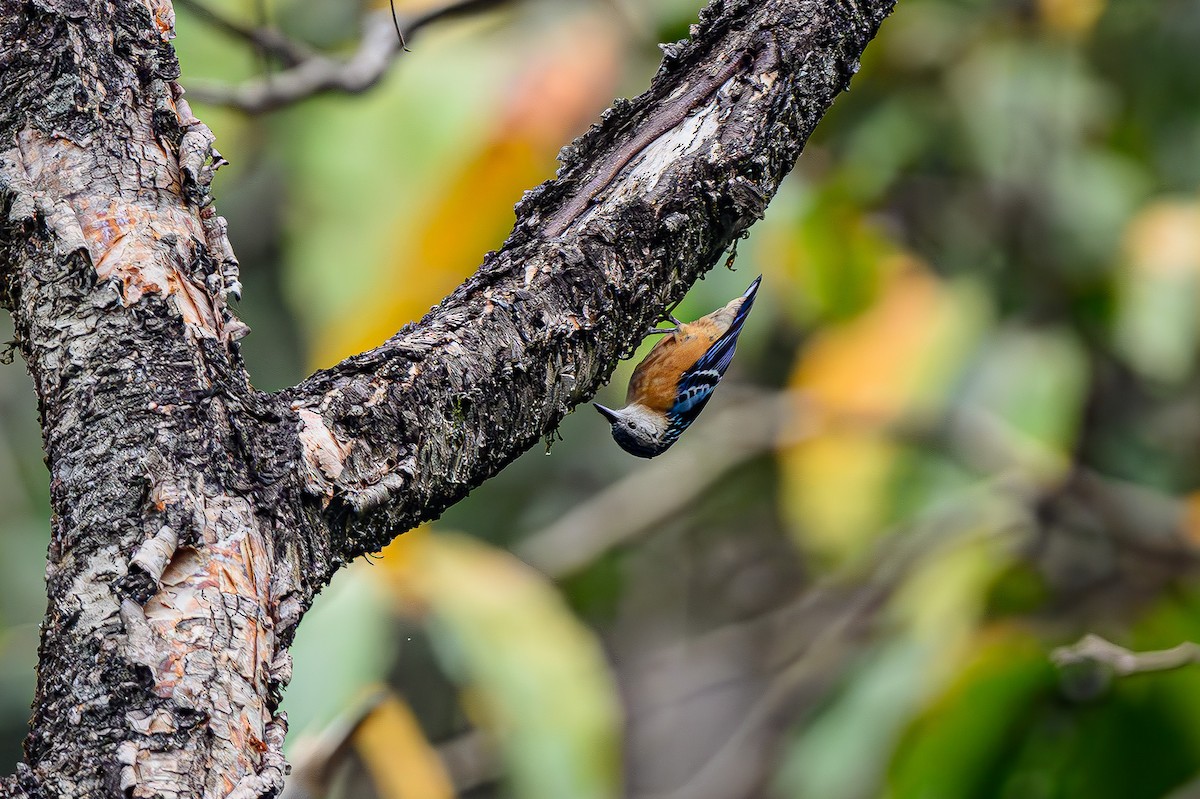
688 275 760 377
665 276 761 438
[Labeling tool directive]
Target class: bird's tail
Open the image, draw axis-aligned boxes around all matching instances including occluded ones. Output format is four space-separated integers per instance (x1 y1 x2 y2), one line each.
691 275 762 377
732 274 762 327
743 274 763 300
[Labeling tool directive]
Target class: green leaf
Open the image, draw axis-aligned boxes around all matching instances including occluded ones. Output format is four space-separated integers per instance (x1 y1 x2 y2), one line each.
1114 201 1200 383
775 640 933 799
956 325 1090 477
888 630 1054 799
385 532 622 799
282 568 399 744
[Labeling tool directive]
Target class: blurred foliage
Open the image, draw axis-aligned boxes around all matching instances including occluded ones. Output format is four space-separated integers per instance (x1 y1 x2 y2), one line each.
380 529 620 799
3 0 1200 797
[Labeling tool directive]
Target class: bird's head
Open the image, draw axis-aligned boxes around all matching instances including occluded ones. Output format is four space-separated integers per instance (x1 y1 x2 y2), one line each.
593 403 671 458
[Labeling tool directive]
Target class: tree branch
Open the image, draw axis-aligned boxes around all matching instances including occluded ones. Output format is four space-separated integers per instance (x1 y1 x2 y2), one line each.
282 0 896 590
1052 634 1200 677
176 0 318 67
183 0 515 113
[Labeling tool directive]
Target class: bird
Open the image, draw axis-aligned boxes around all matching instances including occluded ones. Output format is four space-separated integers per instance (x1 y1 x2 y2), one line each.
594 275 761 458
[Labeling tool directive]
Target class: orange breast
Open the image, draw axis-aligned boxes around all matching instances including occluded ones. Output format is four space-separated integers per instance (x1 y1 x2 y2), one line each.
626 320 722 412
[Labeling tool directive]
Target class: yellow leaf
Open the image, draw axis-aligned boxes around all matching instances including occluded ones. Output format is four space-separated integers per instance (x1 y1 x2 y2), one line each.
1124 200 1200 278
377 525 434 609
792 259 948 419
353 692 455 799
783 433 899 563
1115 200 1200 382
1037 0 1106 37
312 16 623 367
779 257 985 563
891 530 1014 671
1181 492 1200 547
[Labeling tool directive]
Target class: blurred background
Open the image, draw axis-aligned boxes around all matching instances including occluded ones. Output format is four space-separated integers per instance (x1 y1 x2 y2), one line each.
4 0 1200 796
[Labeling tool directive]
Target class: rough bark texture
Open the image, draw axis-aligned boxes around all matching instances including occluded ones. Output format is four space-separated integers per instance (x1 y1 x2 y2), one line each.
0 0 894 796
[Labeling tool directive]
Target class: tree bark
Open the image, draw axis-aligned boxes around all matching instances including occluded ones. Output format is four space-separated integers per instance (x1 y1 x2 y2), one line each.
0 0 895 796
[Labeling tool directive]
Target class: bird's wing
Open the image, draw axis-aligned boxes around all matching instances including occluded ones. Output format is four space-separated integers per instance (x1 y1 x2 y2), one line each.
670 368 722 417
666 276 761 428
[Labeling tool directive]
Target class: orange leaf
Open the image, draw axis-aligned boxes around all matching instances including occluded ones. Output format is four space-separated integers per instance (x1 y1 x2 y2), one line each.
353 692 455 799
312 15 623 367
779 256 984 562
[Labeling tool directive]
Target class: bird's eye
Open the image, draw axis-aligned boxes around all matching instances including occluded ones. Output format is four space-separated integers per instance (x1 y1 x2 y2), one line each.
626 421 635 429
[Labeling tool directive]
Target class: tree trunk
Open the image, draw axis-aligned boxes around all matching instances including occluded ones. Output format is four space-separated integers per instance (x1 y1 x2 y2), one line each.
0 0 895 796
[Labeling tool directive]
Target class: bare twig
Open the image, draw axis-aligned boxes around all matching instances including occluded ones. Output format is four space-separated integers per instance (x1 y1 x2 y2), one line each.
183 0 515 113
1052 633 1200 676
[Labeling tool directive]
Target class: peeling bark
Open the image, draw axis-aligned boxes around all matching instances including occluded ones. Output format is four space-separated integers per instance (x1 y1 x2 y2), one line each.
0 0 894 796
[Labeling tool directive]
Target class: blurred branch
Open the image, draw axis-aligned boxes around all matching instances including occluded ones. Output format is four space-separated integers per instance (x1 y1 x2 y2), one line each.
1052 633 1200 676
183 0 514 112
521 392 1197 584
518 389 811 578
634 588 883 799
623 490 1008 799
282 693 385 799
901 404 1197 562
281 691 499 799
176 0 316 66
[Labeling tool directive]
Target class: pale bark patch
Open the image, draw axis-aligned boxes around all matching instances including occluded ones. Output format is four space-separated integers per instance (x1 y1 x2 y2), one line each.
120 488 282 799
130 524 179 585
141 0 176 40
2 128 247 342
297 407 349 501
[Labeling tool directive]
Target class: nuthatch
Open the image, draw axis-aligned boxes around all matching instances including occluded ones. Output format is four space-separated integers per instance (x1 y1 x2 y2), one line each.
594 275 761 458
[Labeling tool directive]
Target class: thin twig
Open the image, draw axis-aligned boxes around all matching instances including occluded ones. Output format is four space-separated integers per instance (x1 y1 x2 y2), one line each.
1052 633 1200 676
390 0 408 52
183 0 516 113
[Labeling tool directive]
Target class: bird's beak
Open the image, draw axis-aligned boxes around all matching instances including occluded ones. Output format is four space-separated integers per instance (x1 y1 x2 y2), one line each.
593 403 621 424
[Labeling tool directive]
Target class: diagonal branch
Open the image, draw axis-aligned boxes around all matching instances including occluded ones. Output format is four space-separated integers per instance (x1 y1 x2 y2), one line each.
277 0 898 595
183 0 515 113
176 0 318 66
518 389 810 578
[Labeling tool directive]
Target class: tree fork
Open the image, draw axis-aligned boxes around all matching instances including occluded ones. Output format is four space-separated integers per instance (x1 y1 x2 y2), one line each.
0 0 895 796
